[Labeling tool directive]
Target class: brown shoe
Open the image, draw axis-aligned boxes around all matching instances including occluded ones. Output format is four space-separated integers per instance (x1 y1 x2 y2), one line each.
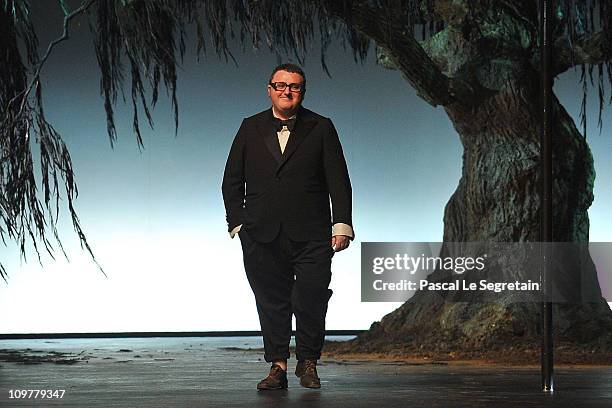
295 359 321 388
257 364 288 390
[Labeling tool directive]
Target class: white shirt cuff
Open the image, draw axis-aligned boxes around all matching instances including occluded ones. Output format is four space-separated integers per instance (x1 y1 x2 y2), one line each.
332 223 354 239
230 224 242 238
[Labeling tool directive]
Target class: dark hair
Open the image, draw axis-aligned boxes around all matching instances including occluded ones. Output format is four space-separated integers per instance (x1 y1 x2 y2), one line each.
268 63 306 90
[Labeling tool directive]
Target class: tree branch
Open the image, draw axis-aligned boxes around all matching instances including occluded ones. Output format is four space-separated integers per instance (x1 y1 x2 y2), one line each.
319 0 458 107
1 0 105 280
554 31 612 76
7 0 98 119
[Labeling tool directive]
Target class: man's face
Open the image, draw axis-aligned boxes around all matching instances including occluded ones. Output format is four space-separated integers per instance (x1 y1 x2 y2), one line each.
267 70 305 115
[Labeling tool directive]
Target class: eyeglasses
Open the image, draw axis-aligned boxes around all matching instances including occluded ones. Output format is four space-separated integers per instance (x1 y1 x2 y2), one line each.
269 82 304 92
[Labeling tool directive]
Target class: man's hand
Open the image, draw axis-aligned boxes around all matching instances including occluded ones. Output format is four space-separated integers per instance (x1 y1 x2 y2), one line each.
331 235 350 252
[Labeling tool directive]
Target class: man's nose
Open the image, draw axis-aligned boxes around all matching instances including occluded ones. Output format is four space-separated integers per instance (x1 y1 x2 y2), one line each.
282 87 292 97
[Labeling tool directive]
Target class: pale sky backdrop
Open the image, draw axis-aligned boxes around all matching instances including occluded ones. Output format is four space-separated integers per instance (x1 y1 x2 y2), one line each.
0 5 610 333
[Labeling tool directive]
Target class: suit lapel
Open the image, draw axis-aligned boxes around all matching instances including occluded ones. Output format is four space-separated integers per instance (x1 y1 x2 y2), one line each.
256 108 281 163
254 107 317 171
255 111 282 163
276 116 316 174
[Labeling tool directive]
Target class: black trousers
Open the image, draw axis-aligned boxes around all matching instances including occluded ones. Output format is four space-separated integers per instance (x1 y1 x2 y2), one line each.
239 226 334 362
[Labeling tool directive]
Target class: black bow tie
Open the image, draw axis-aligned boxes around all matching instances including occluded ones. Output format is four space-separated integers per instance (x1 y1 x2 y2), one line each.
274 117 296 132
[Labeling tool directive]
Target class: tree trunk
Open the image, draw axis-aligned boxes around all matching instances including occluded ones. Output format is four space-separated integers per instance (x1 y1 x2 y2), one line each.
327 69 612 362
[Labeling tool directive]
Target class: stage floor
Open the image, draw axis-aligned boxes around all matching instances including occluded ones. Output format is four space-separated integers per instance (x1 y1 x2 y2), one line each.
1 336 611 407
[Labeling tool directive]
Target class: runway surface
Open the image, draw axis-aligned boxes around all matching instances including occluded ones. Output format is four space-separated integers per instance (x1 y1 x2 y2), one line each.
1 336 610 407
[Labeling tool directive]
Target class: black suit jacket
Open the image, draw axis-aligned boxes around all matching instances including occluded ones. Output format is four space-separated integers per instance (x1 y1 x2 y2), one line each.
222 106 353 243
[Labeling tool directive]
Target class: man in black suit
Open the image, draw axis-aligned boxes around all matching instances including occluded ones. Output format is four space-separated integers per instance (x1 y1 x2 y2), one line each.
222 63 353 390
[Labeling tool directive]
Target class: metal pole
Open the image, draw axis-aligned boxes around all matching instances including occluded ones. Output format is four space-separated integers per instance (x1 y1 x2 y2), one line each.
540 0 554 393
